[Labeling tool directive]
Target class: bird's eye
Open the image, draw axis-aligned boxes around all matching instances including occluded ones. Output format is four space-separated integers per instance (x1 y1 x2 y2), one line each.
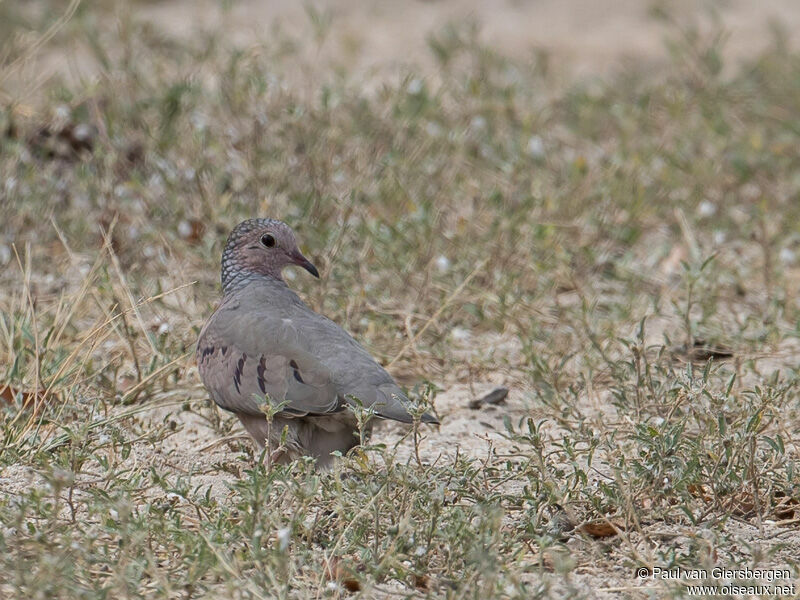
260 234 276 248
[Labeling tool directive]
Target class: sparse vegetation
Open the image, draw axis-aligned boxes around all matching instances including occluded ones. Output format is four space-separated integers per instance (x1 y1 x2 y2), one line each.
1 2 800 598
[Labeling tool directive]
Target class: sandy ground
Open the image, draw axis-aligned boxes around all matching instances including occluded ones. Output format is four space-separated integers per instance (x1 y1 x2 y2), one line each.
31 0 800 90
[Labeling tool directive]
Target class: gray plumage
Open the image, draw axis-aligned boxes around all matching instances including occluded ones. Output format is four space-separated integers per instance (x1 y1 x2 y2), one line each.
197 218 438 467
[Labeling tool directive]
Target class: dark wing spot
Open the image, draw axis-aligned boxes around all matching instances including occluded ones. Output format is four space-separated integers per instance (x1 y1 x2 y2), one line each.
257 356 267 394
221 346 228 356
289 359 304 384
233 354 247 394
200 346 215 360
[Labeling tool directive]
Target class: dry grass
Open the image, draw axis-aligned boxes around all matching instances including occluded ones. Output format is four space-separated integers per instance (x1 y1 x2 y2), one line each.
1 2 800 598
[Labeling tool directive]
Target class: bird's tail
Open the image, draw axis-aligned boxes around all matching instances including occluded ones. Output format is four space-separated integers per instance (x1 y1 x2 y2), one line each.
362 384 440 425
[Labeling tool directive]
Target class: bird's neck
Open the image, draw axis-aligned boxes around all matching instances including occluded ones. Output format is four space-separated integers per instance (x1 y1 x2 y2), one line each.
221 270 286 296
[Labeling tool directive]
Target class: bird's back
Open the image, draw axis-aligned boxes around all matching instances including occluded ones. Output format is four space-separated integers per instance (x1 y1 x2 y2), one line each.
201 277 436 423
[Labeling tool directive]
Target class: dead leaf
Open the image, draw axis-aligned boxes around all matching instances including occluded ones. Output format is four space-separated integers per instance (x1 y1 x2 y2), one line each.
688 484 712 502
690 485 799 522
177 219 206 245
773 491 799 520
671 339 734 363
468 386 509 409
412 573 431 591
579 519 624 538
0 384 51 415
324 556 361 592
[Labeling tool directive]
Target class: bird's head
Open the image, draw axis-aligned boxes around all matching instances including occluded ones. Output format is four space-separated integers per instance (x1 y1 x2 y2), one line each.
221 218 319 292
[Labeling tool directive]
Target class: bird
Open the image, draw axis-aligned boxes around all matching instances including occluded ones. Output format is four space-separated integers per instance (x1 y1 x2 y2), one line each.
196 218 439 467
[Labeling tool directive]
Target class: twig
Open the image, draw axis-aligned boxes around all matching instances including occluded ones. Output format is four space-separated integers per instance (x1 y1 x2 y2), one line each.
387 257 488 368
0 0 82 88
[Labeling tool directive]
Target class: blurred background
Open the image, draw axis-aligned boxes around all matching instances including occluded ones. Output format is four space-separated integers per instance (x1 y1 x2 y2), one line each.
3 0 800 97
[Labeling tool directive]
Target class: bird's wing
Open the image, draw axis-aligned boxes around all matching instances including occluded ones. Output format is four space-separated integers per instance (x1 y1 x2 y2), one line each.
292 310 440 424
198 283 439 424
196 300 343 418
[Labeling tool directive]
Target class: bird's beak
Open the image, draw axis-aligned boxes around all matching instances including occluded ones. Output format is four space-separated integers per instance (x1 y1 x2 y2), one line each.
292 250 320 278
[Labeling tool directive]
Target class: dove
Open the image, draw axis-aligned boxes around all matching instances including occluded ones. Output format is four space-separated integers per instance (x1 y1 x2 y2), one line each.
196 218 438 467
